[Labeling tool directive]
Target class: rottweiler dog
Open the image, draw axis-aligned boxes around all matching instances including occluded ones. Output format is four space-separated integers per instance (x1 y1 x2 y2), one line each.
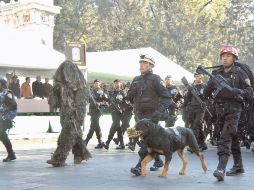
135 119 207 177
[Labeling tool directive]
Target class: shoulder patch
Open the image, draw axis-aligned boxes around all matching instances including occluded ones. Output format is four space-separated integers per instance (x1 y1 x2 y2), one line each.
7 93 13 99
245 78 251 86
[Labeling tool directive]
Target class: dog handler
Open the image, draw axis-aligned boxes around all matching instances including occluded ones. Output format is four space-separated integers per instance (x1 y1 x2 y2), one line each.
127 54 173 175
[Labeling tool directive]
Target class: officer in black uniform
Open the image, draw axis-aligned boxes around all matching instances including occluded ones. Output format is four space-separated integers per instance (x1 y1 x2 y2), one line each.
84 79 108 149
113 82 133 147
103 79 126 150
127 54 172 176
0 76 17 162
164 75 183 127
202 45 253 181
182 73 207 151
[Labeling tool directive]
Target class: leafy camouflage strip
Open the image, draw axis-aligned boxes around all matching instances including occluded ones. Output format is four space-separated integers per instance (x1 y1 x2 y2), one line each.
127 128 143 138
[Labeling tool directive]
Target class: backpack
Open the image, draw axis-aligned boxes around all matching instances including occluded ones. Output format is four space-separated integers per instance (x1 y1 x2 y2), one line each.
235 62 254 89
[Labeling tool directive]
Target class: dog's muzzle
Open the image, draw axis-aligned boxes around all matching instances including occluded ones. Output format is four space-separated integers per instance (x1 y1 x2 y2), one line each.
127 128 143 138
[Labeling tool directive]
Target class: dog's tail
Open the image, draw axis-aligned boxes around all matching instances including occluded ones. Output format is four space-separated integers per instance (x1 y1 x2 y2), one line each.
186 128 200 156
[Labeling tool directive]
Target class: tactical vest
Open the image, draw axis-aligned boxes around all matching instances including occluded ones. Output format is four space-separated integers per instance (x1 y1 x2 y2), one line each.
212 66 243 100
132 73 159 111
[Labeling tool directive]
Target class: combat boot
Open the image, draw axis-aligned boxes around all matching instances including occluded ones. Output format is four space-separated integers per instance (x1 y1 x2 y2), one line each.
116 144 125 150
244 140 251 149
94 143 103 149
226 166 244 176
199 143 208 152
3 152 16 162
116 137 125 149
226 155 244 176
187 147 194 154
213 169 225 181
130 167 141 176
102 142 109 150
150 159 163 171
128 143 135 151
113 138 120 145
213 155 228 181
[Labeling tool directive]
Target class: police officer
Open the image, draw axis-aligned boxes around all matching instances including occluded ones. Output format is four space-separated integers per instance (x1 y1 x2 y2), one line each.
183 73 207 151
164 75 183 127
113 82 133 147
103 79 126 150
203 45 253 181
84 80 108 149
0 76 17 162
127 54 172 176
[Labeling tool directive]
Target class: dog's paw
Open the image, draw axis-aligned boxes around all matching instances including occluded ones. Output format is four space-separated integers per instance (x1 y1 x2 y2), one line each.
202 165 208 173
158 173 167 177
141 169 147 176
179 171 185 175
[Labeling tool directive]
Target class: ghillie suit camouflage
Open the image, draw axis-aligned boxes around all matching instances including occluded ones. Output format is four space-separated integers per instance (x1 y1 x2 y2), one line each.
47 60 91 167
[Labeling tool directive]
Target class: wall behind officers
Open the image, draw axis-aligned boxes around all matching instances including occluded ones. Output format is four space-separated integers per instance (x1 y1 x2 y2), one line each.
127 54 173 176
203 45 253 181
0 76 17 162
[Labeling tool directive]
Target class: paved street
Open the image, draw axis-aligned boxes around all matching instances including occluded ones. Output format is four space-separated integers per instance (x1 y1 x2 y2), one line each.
0 144 254 190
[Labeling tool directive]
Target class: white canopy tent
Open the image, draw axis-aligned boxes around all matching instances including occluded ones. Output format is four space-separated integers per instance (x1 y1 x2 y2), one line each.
0 24 66 78
0 25 193 83
86 47 194 83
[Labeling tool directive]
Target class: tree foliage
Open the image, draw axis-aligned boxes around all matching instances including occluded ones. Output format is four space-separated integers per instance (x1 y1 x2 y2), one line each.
54 0 254 72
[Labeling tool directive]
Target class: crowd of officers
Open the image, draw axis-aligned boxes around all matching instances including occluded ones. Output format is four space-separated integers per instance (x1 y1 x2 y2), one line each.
1 45 254 182
84 45 254 181
8 75 53 99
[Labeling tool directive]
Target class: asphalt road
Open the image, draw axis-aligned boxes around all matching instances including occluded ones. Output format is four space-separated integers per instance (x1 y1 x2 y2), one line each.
0 144 254 190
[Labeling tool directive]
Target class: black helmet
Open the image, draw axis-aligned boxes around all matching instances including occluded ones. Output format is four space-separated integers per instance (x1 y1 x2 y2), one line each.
0 76 7 89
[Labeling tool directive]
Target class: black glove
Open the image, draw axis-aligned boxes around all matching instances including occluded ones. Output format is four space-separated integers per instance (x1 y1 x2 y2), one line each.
232 88 243 96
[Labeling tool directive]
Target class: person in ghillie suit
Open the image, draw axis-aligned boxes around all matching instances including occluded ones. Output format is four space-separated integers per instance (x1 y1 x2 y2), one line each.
47 60 91 167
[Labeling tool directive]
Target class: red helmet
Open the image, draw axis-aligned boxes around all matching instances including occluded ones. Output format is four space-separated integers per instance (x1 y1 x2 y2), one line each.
220 45 239 60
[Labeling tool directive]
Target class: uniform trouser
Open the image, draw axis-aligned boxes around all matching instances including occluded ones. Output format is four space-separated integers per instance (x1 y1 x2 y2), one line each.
121 111 132 135
134 111 163 168
247 114 254 141
85 110 102 144
188 107 205 146
53 121 89 162
0 124 14 155
216 103 242 170
106 111 124 145
165 107 177 128
135 141 163 168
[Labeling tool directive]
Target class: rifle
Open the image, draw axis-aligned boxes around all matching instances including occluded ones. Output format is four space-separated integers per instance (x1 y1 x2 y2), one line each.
181 76 212 117
88 90 103 115
196 65 243 101
103 87 123 113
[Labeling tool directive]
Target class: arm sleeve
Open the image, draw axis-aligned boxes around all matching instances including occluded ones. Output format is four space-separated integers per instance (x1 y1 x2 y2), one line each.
153 76 173 112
